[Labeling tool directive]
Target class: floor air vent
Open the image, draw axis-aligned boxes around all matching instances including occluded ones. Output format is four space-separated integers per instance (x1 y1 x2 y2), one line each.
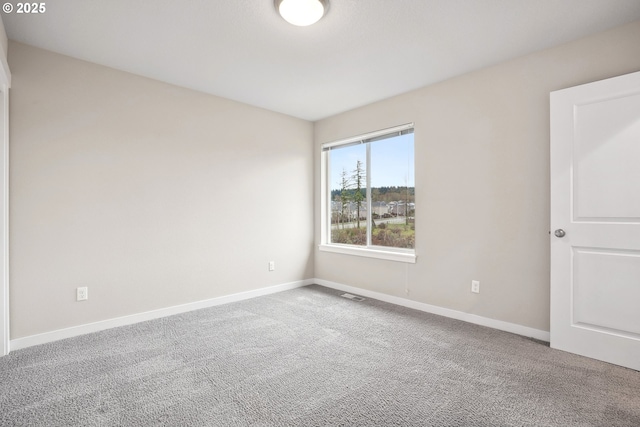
341 293 365 302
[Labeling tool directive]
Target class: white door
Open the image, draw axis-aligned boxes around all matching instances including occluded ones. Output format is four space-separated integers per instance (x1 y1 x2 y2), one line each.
550 71 640 371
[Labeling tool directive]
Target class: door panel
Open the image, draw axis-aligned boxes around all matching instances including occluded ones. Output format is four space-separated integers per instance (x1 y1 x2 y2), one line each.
574 93 640 221
573 248 640 338
550 71 640 371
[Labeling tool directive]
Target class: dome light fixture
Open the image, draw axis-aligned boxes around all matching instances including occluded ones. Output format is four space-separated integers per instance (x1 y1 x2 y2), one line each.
275 0 329 27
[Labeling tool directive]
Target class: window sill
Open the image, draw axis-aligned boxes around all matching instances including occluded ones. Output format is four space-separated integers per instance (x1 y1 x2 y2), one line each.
318 244 416 263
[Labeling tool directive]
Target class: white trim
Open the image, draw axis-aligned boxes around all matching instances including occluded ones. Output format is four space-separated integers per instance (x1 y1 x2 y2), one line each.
0 86 8 356
320 123 417 262
321 122 414 150
0 16 9 355
319 244 416 263
8 277 550 352
321 148 329 244
315 278 550 342
10 279 313 351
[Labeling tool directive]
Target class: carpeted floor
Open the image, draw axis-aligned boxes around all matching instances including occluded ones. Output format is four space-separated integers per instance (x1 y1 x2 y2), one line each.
1 284 639 426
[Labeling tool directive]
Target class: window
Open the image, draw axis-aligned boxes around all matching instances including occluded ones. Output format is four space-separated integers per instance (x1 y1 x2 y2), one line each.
320 123 416 263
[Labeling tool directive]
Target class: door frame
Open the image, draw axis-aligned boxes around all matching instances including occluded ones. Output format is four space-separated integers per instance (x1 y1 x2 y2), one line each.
0 83 8 356
0 31 11 356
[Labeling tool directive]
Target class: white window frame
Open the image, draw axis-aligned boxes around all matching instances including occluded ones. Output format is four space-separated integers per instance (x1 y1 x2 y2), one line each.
319 123 416 263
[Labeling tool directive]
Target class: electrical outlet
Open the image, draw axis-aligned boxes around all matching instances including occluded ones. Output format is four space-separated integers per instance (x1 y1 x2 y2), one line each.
471 280 480 294
77 287 88 301
268 261 275 271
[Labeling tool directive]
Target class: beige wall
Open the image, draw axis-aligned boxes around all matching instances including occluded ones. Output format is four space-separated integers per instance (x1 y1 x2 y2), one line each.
8 20 640 340
314 20 640 332
9 42 314 338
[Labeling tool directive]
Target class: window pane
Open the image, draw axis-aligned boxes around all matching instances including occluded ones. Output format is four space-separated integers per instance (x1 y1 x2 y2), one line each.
370 133 415 249
329 144 367 246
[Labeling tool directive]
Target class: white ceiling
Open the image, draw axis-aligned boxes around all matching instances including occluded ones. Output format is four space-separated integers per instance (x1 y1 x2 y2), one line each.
4 0 640 121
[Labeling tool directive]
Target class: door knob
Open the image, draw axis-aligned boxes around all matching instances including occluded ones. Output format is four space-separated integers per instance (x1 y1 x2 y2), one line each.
554 229 566 238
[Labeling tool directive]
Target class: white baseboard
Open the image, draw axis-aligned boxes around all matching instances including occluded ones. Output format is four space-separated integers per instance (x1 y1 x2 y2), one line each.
9 277 549 352
10 279 314 351
314 279 550 342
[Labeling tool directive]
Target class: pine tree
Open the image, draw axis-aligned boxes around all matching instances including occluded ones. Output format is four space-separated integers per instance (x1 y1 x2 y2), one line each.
339 168 350 229
353 160 365 229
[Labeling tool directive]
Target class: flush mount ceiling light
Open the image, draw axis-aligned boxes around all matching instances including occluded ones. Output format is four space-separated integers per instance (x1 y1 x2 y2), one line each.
275 0 329 26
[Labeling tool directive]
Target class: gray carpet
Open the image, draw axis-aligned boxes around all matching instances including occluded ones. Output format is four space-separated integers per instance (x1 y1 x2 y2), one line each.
0 285 639 426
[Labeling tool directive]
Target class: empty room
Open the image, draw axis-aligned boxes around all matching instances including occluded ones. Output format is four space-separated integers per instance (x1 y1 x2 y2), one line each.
1 1 639 426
